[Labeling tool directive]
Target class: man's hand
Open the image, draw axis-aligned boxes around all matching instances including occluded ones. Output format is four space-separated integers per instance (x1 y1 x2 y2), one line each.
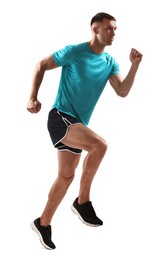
130 48 143 65
27 99 42 113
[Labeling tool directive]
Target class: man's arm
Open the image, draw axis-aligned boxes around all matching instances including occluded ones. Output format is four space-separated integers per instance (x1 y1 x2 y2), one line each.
27 54 57 113
109 48 143 97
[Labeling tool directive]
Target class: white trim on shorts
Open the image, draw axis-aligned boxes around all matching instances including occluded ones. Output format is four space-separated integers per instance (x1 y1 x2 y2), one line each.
54 110 82 154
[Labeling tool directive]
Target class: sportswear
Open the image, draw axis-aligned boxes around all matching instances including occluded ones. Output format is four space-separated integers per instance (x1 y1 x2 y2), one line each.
52 42 120 125
47 108 82 154
30 218 56 250
71 197 103 226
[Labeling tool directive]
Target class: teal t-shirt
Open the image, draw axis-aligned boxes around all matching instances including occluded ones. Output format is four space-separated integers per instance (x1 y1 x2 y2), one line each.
52 42 120 125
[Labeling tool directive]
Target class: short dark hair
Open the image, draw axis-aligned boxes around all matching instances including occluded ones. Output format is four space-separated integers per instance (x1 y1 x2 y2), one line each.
90 12 116 26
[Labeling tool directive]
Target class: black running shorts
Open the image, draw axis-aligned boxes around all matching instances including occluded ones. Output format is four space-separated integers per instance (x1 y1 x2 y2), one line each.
47 108 82 154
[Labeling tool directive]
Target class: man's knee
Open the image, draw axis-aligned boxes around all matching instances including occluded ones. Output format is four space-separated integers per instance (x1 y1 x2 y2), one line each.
98 138 108 153
58 164 76 186
92 137 108 156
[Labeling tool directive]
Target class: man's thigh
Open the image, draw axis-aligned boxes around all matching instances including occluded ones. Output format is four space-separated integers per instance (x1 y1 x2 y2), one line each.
62 123 105 151
57 150 81 176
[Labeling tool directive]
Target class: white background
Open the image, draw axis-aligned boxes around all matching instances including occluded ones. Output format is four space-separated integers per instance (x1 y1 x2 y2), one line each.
0 0 168 259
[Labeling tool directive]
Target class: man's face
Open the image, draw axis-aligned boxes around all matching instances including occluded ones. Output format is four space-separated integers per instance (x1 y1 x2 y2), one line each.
95 19 117 46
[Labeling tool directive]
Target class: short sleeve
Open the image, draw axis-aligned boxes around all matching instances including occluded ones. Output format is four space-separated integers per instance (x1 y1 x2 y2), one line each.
52 45 75 67
111 59 120 75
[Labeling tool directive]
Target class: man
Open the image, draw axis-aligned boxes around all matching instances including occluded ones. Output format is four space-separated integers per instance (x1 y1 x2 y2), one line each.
27 12 143 250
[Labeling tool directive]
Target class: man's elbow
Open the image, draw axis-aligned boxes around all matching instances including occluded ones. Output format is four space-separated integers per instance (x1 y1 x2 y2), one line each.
117 90 129 98
36 59 49 72
35 61 44 73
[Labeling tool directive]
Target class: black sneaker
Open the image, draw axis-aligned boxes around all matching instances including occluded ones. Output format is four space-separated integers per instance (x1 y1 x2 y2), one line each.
71 197 103 227
30 218 56 250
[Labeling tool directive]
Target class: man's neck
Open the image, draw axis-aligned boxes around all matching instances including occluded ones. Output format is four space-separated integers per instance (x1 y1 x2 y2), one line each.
88 40 105 54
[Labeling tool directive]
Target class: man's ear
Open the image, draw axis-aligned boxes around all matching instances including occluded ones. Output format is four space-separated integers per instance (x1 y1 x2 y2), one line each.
93 26 99 34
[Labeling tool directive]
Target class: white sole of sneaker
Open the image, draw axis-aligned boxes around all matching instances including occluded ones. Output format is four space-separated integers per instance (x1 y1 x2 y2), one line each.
30 221 54 250
71 205 102 227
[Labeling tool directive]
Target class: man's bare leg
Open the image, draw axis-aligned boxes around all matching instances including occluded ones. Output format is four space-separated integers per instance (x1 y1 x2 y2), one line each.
40 151 81 226
40 123 107 226
62 123 108 204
